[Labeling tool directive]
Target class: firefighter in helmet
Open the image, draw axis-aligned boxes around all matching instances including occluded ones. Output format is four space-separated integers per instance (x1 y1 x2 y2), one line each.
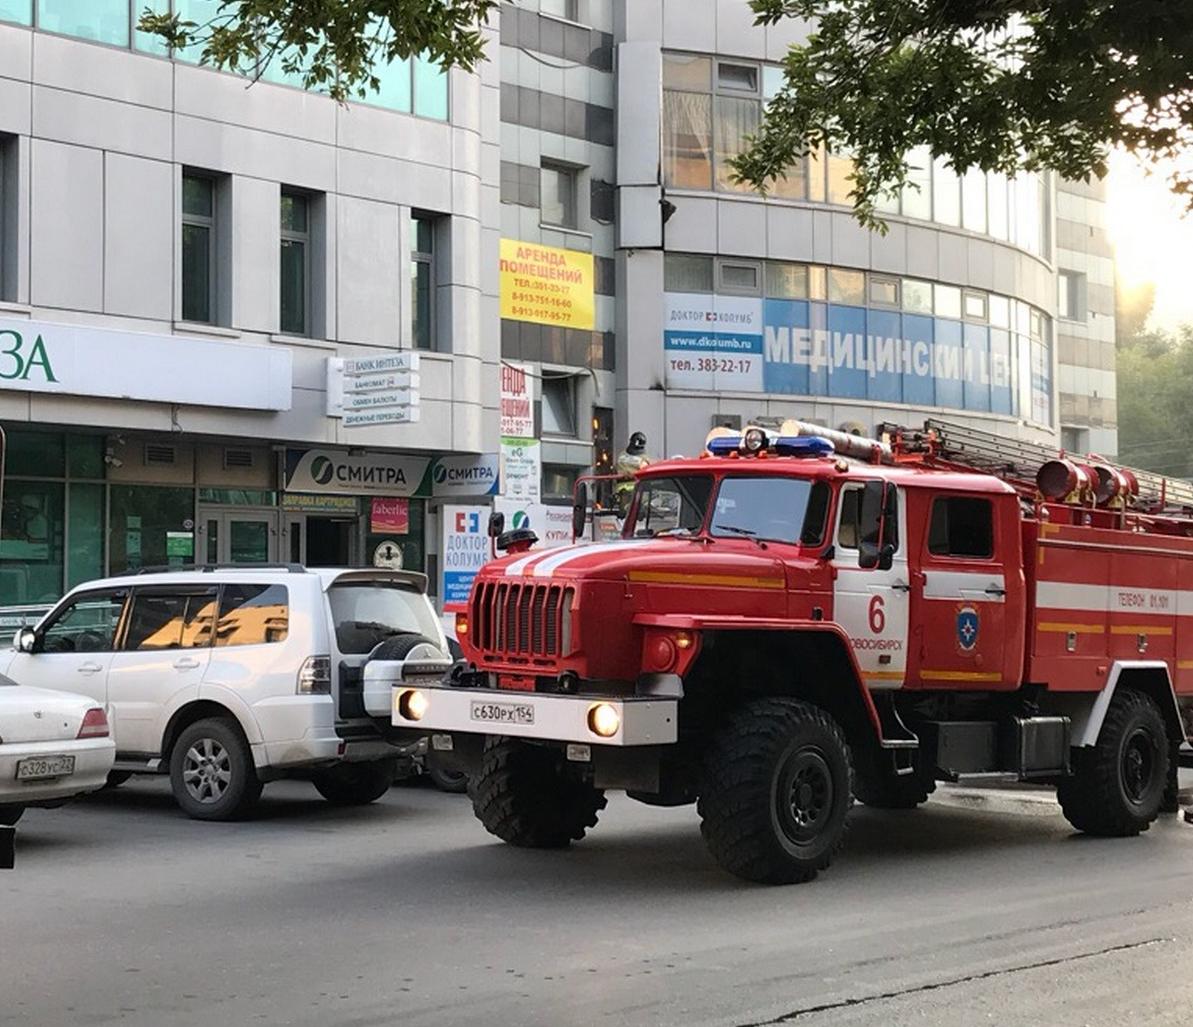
615 431 650 517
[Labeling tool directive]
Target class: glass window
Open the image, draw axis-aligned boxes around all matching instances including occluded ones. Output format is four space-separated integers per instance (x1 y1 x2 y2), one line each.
961 167 987 233
902 279 933 314
765 262 809 299
869 275 899 307
327 581 440 654
411 214 435 350
280 189 309 336
628 475 713 538
37 0 128 46
720 261 760 293
124 590 217 650
808 265 827 300
1014 173 1042 254
134 0 168 53
0 481 64 604
663 53 711 92
0 2 31 25
826 152 855 205
928 497 993 558
413 54 448 120
66 436 104 478
836 487 861 550
182 174 215 324
713 96 760 192
542 464 580 502
988 294 1011 328
664 254 713 293
987 172 1010 241
215 584 289 646
901 147 932 220
663 90 713 189
1058 270 1084 321
369 55 412 113
6 430 65 478
541 162 578 228
717 62 758 93
541 376 577 436
935 284 962 319
174 0 220 63
39 591 125 654
964 290 988 321
828 268 865 305
710 477 828 545
108 485 195 574
932 156 961 226
807 145 826 203
66 482 104 590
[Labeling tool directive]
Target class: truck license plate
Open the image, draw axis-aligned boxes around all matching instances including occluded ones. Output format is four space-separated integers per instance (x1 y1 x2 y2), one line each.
16 755 75 781
470 701 535 726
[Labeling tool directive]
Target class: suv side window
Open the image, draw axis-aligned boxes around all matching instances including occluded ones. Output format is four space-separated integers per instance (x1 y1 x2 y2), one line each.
215 585 289 647
928 497 994 558
124 589 218 650
40 591 127 653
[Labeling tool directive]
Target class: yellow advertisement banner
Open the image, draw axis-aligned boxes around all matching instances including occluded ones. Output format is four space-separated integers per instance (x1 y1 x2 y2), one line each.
499 240 595 331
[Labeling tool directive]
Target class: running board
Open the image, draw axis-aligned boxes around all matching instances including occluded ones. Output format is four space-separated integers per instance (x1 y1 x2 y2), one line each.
112 758 161 773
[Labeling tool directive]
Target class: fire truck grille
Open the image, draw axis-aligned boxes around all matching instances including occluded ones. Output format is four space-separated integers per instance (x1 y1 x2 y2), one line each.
473 581 574 659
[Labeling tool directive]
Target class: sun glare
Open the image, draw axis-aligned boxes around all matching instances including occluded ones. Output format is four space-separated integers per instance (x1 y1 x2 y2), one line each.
1106 150 1193 332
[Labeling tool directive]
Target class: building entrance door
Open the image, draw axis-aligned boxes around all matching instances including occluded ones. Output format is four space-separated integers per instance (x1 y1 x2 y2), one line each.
197 508 278 565
304 516 356 567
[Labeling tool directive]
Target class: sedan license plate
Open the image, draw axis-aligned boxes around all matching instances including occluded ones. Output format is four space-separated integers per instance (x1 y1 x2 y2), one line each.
470 700 535 726
16 755 75 781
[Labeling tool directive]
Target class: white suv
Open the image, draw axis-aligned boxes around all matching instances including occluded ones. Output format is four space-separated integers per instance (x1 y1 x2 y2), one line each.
0 566 453 821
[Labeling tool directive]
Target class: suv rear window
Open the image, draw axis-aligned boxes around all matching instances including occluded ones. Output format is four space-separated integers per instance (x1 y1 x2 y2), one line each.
214 585 290 646
328 582 440 655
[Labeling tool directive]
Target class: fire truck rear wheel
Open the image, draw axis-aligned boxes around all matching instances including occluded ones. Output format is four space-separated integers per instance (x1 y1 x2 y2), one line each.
698 698 853 885
1057 688 1170 837
469 738 607 848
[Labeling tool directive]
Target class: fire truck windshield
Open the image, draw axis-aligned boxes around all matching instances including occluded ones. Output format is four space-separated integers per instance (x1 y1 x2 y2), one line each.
626 474 831 546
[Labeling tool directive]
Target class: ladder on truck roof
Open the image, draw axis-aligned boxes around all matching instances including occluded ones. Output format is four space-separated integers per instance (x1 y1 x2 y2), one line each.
878 417 1193 513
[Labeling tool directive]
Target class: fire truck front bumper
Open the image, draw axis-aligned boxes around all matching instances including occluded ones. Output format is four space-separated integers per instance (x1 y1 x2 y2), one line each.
391 684 678 747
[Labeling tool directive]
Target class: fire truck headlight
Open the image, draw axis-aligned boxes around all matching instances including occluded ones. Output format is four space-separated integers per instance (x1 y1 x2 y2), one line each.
399 689 429 722
587 702 620 739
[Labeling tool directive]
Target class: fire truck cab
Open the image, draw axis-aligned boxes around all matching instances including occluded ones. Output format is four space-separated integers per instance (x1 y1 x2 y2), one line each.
384 420 1192 885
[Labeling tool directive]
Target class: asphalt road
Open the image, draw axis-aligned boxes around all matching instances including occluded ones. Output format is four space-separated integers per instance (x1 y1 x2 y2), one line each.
3 775 1193 1027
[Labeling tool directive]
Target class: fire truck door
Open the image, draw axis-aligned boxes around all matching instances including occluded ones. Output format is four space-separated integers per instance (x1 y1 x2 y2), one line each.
830 482 909 689
912 493 1010 689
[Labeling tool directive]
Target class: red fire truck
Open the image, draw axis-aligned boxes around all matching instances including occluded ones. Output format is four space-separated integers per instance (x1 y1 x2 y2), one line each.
390 419 1193 884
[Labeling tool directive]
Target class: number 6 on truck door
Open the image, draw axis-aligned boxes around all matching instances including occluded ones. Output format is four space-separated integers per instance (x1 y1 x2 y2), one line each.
831 481 910 689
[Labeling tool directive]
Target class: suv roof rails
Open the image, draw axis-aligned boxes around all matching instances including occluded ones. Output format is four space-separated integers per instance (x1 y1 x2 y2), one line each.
131 563 309 575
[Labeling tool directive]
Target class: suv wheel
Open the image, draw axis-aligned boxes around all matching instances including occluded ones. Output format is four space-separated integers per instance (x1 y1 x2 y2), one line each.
427 765 469 794
312 760 397 805
170 718 263 821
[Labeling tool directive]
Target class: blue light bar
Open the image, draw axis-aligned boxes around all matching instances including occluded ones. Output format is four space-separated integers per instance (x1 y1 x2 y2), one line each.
705 434 835 458
773 436 835 457
707 434 743 455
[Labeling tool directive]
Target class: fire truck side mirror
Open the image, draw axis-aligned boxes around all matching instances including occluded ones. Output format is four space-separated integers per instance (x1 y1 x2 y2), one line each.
858 480 894 570
572 483 589 541
488 511 505 538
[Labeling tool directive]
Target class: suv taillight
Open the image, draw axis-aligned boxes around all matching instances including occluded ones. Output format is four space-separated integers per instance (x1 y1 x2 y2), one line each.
297 656 331 695
77 708 109 739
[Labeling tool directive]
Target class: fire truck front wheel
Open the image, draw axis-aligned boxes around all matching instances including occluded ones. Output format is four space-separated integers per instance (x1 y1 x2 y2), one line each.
1057 689 1170 837
469 738 607 848
698 698 853 885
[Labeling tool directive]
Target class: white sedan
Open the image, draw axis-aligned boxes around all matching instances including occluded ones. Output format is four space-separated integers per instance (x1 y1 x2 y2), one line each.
0 675 115 825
